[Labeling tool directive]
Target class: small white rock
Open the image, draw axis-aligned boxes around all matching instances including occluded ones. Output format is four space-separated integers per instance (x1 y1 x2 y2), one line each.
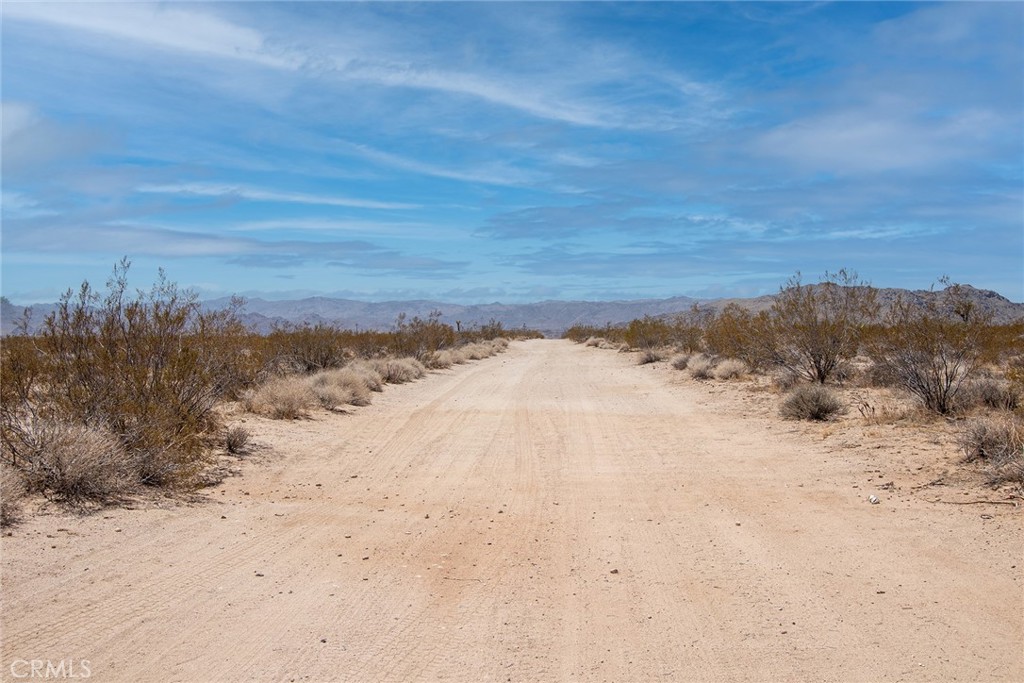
868 495 880 505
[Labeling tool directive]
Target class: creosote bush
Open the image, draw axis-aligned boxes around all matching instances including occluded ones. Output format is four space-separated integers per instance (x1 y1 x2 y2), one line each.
780 385 846 421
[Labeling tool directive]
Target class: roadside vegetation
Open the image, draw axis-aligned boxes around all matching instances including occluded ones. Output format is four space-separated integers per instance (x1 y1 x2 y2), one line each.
567 270 1024 491
0 261 540 522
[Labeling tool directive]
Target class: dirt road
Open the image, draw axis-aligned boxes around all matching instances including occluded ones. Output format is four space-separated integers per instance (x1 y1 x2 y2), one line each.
2 340 1021 682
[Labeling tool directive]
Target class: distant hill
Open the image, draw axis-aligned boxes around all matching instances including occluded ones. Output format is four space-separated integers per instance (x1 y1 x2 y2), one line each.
3 286 1022 338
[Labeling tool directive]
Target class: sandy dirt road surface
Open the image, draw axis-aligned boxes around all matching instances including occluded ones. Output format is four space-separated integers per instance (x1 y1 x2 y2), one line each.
2 339 1021 682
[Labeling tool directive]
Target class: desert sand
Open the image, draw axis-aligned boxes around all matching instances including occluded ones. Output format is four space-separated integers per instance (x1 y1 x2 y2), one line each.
2 339 1021 682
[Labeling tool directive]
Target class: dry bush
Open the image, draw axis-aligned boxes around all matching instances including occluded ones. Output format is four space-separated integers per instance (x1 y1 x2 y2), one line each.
244 376 313 419
958 378 1020 412
426 350 454 369
771 369 802 392
11 420 137 503
703 304 776 371
371 357 428 384
584 336 603 347
771 269 879 384
1 461 26 526
344 360 385 392
868 281 988 415
308 368 373 408
225 426 250 455
713 358 748 380
624 316 673 350
688 355 716 380
491 338 510 351
461 343 494 360
0 261 247 490
856 400 914 425
391 311 456 362
780 385 846 421
670 354 691 370
957 416 1023 462
637 349 664 365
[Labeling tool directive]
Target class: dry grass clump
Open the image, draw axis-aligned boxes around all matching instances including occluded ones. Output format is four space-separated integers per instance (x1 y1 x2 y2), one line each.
958 378 1020 412
637 349 665 365
957 416 1024 485
771 369 802 392
426 350 455 369
1 462 26 526
584 336 603 347
11 420 137 503
688 354 717 380
344 360 385 392
670 354 691 370
713 358 748 380
371 357 428 384
243 376 313 419
461 343 493 361
780 385 846 421
225 426 250 455
308 368 373 408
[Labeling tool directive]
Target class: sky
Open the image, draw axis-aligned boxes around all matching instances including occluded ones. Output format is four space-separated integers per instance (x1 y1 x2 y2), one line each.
2 1 1022 305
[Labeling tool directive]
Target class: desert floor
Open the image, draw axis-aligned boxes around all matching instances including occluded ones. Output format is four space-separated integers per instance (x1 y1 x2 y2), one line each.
2 339 1021 682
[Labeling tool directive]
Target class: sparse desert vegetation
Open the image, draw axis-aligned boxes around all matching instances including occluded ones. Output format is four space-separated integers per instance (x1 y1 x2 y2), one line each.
0 263 536 522
568 271 1024 492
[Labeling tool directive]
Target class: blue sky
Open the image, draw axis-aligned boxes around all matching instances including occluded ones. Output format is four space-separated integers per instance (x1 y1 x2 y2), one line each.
2 1 1022 305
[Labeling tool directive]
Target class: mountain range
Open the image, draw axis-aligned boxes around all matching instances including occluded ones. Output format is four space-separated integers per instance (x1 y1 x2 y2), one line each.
3 285 1021 338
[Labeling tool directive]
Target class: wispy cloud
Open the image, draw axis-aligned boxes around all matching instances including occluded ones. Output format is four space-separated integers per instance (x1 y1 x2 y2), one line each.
2 2 299 69
138 183 419 210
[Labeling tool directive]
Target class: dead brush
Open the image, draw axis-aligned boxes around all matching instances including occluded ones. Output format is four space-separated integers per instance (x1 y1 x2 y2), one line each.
688 354 717 380
670 354 691 371
307 368 373 408
781 385 846 421
713 358 748 380
1 461 26 526
225 426 250 454
11 420 137 504
957 416 1024 486
243 376 313 419
371 357 427 384
637 349 664 365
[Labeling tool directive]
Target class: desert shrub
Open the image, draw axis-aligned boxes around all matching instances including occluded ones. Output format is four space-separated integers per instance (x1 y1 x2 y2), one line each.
772 369 802 392
624 316 673 350
688 355 716 380
670 354 691 370
344 360 385 391
244 376 313 419
1 462 26 526
713 358 748 380
703 304 777 371
957 416 1023 462
868 281 989 415
371 357 427 384
958 378 1020 412
670 305 712 353
637 349 664 365
770 270 879 384
584 336 603 347
225 426 250 455
264 322 351 374
427 350 455 369
11 420 136 503
308 368 373 408
392 311 457 362
780 385 846 421
0 261 246 489
461 343 493 360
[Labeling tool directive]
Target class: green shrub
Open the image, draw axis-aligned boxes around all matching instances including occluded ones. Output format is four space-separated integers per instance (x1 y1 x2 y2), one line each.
780 385 846 421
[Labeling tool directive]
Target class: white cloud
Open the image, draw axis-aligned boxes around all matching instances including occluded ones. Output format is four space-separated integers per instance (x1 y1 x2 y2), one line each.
137 183 419 210
2 2 299 69
336 142 543 188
